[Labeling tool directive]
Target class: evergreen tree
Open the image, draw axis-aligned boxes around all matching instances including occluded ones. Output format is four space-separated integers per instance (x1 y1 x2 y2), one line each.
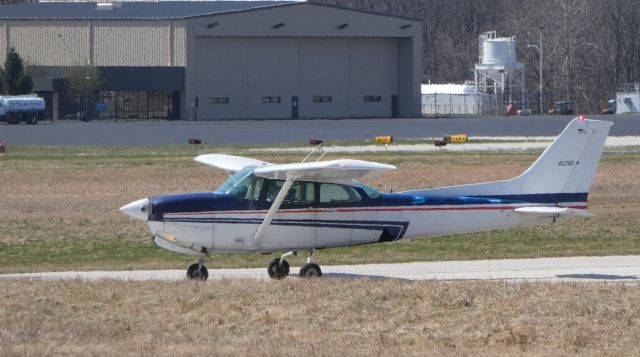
2 47 33 95
17 73 33 94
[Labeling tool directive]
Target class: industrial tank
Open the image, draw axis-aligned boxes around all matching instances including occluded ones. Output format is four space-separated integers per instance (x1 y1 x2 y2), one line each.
482 37 516 68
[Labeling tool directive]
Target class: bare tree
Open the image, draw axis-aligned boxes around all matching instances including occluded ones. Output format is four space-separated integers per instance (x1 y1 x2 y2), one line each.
310 0 640 113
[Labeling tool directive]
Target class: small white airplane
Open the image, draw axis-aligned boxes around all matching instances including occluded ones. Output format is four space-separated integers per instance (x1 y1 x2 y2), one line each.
120 118 612 280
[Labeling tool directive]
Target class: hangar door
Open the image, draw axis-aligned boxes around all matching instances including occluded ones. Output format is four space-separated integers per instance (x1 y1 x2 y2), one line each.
194 37 399 120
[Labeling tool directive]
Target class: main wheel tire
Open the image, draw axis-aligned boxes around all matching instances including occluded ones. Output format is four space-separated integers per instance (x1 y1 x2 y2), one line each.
186 263 209 280
299 263 322 278
28 113 38 125
6 113 17 124
267 258 290 280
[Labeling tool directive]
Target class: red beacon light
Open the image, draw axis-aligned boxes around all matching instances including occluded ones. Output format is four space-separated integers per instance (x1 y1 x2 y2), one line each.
578 114 585 121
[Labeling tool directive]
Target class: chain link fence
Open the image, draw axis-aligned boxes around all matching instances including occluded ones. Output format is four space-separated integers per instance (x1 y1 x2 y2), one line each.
422 92 583 117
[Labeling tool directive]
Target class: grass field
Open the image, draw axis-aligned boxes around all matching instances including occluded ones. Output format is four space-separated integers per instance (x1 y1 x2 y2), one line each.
1 279 639 356
0 145 639 273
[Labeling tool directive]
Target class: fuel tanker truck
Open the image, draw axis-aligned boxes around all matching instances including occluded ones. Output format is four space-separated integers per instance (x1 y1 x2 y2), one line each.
0 95 45 124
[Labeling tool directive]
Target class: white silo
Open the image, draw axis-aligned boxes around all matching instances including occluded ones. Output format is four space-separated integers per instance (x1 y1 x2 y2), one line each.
475 31 525 114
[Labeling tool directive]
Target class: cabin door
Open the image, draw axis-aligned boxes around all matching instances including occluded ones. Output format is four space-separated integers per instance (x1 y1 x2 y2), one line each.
259 180 318 249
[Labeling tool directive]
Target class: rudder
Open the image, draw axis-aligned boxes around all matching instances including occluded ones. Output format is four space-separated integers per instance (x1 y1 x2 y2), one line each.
403 118 612 199
513 118 612 195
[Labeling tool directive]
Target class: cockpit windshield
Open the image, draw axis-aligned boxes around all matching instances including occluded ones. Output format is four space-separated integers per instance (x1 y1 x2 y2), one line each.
356 182 382 199
217 166 263 200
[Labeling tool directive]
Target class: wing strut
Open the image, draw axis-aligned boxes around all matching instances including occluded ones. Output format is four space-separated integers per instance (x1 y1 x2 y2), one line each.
254 173 298 243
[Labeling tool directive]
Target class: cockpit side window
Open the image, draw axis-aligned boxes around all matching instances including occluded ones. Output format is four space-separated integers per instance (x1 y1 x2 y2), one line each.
230 175 263 201
246 175 264 201
266 180 315 204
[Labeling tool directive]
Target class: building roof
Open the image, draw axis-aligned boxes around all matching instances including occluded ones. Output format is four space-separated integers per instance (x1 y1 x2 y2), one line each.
0 1 299 20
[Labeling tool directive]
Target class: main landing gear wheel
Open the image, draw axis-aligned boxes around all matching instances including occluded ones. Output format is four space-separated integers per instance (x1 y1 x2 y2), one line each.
28 113 38 125
299 249 322 278
186 263 209 280
267 258 290 280
299 263 322 278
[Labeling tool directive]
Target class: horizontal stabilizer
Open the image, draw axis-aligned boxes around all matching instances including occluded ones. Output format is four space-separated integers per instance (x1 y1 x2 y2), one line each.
194 154 271 174
514 206 593 218
253 159 396 181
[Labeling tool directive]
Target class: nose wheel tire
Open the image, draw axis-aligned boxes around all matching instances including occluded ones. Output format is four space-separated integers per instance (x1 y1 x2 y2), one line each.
299 263 322 278
187 263 209 280
267 258 290 280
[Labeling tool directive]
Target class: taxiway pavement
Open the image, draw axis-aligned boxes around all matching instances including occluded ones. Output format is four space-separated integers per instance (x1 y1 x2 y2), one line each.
3 115 640 146
1 255 638 282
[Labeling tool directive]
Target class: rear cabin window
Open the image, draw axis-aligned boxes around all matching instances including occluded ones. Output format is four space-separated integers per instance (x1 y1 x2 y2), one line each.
319 183 362 204
266 181 315 204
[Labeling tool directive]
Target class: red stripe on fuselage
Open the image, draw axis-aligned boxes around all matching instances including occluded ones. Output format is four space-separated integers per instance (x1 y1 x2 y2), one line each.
165 204 588 216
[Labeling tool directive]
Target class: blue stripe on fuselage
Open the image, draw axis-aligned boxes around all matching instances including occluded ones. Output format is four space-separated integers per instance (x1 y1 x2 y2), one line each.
471 193 588 204
148 191 588 221
163 217 410 240
376 192 588 206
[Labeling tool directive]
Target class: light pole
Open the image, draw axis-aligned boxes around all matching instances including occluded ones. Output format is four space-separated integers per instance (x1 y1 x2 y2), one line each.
527 25 544 114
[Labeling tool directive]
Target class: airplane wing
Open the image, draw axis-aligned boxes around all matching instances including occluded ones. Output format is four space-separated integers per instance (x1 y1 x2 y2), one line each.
194 154 271 174
514 207 594 218
253 159 396 181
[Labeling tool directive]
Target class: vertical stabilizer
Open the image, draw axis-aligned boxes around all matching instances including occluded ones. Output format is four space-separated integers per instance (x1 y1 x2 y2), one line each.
406 118 612 198
513 118 612 194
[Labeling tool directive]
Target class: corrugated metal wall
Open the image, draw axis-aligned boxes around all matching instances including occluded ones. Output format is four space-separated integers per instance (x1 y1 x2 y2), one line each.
94 21 169 66
172 22 186 66
8 20 90 66
1 19 186 67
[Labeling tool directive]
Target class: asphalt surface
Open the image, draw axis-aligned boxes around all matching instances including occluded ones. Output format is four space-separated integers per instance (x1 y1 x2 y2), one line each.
2 256 639 282
1 115 639 146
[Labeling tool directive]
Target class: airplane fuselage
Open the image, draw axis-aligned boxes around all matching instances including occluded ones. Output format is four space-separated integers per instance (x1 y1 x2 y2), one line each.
148 188 586 254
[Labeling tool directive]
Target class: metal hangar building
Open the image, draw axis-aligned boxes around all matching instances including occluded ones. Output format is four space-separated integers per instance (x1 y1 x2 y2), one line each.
0 1 423 120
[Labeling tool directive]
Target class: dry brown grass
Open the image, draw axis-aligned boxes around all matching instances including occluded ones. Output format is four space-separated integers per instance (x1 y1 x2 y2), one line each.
0 158 222 244
1 279 639 356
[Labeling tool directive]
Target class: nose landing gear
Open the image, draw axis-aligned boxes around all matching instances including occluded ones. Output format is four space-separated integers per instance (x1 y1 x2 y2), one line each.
267 251 295 280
